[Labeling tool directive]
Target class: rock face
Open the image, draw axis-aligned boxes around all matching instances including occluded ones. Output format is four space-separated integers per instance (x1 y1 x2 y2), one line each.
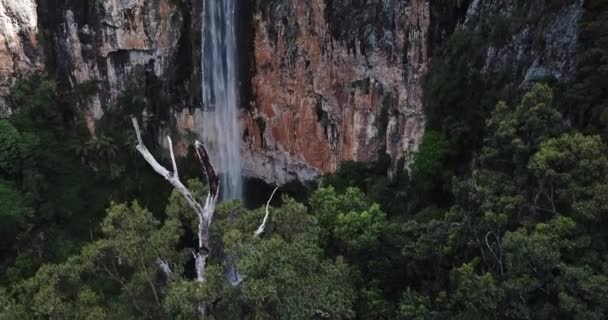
0 0 42 114
242 0 429 184
0 0 587 185
38 0 202 132
464 0 584 87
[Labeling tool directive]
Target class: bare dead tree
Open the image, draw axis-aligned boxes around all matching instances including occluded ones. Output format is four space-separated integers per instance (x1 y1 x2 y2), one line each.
131 117 219 318
131 117 280 318
131 117 219 280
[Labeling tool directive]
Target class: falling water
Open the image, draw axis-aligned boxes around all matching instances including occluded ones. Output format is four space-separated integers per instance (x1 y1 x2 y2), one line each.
200 0 242 200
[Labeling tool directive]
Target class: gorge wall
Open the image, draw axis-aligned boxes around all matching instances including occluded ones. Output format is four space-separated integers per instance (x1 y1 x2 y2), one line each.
0 0 42 114
37 0 202 134
241 0 429 184
0 0 585 185
465 0 583 87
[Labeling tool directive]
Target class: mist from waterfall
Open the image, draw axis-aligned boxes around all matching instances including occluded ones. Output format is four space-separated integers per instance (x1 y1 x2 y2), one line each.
200 0 242 200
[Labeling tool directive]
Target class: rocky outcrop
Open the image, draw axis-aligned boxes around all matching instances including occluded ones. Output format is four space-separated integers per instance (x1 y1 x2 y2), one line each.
242 0 430 184
464 0 583 87
39 0 201 132
0 0 42 114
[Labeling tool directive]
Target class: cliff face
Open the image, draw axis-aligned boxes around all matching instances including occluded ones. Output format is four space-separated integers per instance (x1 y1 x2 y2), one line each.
243 0 429 184
464 0 583 87
38 0 202 132
0 0 586 185
241 0 584 184
0 0 42 114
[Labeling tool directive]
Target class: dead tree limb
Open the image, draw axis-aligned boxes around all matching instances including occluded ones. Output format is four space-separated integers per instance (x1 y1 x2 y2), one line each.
130 117 219 284
130 117 206 219
255 187 279 236
167 136 179 179
157 258 172 278
131 117 220 319
193 141 220 283
485 231 504 276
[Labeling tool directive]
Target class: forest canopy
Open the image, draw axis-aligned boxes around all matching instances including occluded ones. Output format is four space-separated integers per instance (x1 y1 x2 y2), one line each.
1 0 608 319
2 75 608 319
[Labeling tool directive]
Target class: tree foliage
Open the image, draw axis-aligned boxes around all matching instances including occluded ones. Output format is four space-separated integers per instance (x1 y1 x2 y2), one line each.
3 3 608 319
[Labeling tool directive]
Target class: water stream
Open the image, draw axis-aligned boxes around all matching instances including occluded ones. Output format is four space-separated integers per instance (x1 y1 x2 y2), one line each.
200 0 242 201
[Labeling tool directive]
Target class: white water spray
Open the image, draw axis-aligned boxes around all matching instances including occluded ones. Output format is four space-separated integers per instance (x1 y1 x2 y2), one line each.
200 0 242 200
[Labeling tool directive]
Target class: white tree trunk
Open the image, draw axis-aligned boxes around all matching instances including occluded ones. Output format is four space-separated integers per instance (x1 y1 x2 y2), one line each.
131 118 281 318
131 117 219 319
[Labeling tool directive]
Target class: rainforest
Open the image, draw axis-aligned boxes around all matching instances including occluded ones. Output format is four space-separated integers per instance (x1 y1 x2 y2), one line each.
0 0 607 319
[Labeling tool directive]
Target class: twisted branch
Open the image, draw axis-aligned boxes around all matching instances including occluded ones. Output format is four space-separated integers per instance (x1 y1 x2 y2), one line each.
255 187 279 236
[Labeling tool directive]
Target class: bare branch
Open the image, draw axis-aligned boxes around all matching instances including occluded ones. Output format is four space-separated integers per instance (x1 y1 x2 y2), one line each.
485 231 504 276
167 136 179 178
195 140 219 198
194 140 221 243
157 258 172 278
131 117 220 285
255 187 279 236
130 117 206 221
131 117 144 146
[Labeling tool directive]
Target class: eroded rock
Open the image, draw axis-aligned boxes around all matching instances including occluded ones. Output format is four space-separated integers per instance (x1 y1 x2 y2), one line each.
243 0 430 184
0 0 42 114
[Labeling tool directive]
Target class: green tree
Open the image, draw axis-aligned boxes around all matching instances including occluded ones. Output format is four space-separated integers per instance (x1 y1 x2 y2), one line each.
0 76 103 283
502 215 608 319
399 288 432 320
444 84 562 275
334 203 387 253
2 187 358 319
222 197 356 319
410 131 449 180
481 83 561 171
310 187 387 254
529 133 608 222
564 0 608 136
0 120 26 177
448 262 504 320
0 179 32 272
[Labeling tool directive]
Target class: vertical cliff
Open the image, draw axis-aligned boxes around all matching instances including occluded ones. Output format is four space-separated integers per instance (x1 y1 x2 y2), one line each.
36 0 202 132
464 0 583 87
240 0 584 184
0 0 42 114
0 0 587 185
242 0 430 184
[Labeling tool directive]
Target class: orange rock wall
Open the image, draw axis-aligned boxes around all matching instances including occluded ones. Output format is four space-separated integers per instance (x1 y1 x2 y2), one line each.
242 0 429 183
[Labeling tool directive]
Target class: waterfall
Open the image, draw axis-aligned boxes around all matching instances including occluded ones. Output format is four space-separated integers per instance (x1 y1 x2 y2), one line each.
200 0 242 200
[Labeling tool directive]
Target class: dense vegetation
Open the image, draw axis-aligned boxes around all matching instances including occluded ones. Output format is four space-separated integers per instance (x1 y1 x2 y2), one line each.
1 1 608 319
